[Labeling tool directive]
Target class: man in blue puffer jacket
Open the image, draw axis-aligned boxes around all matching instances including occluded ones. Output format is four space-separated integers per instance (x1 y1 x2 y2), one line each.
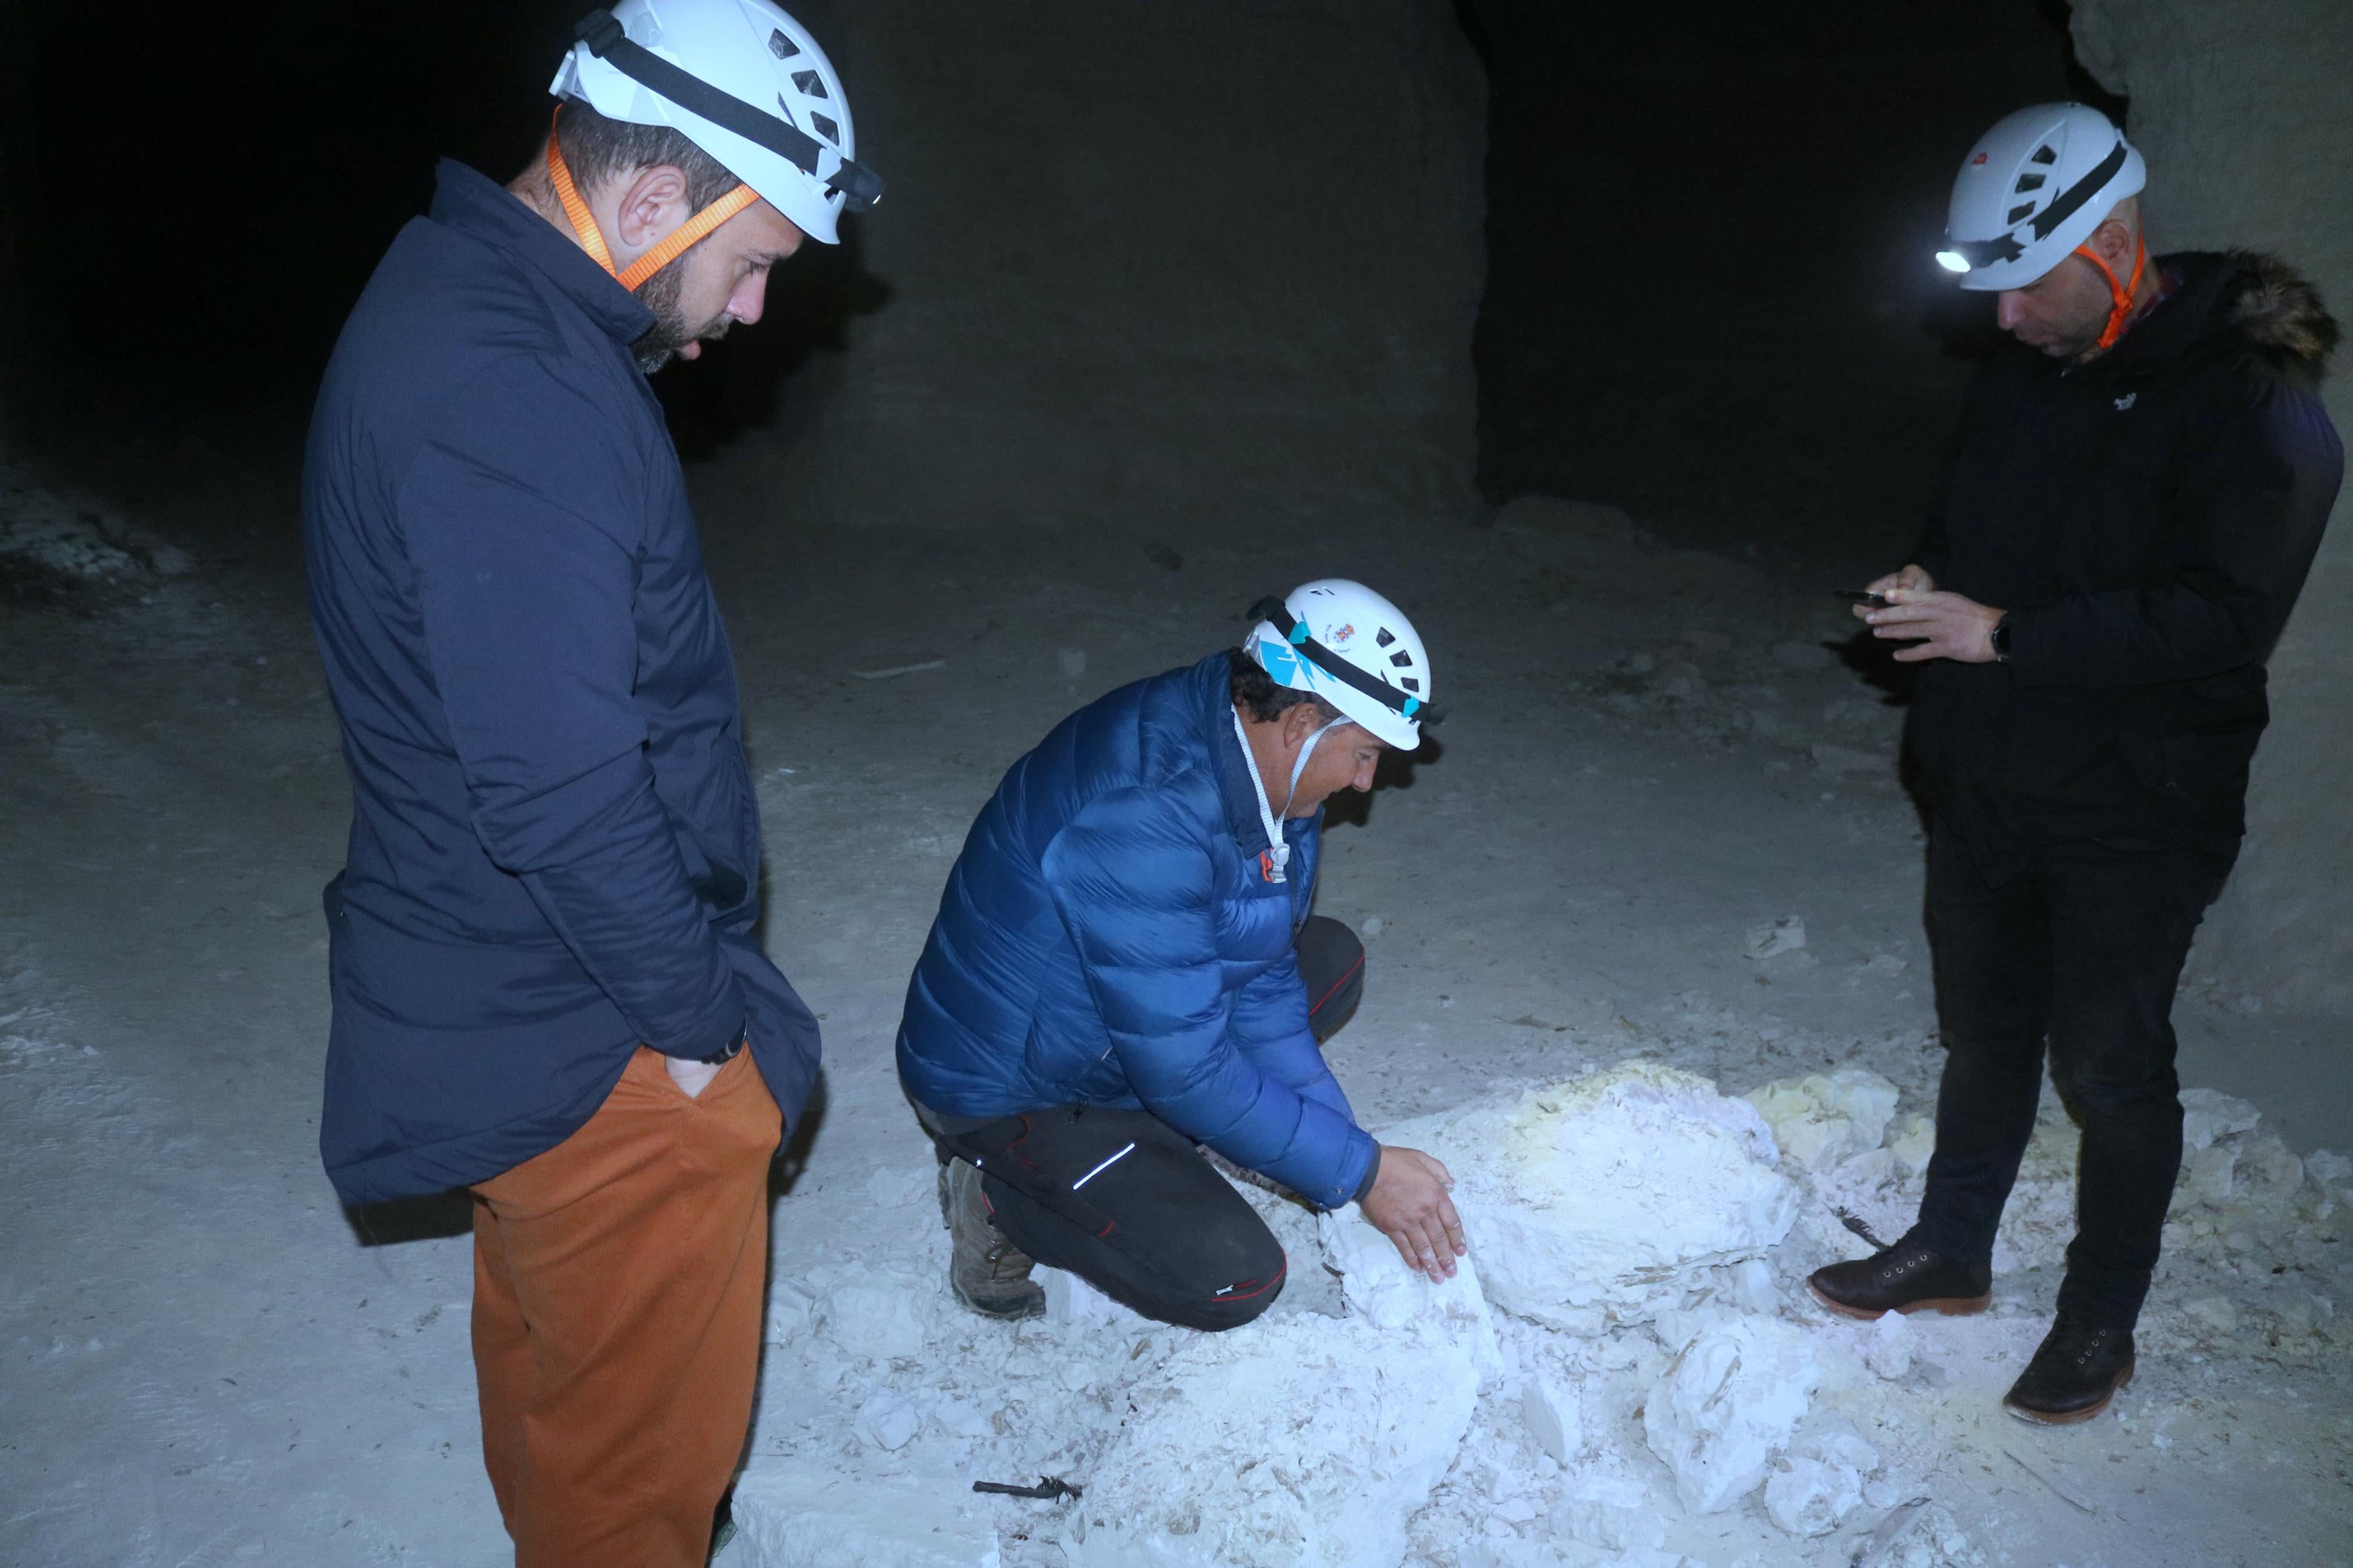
898 580 1468 1327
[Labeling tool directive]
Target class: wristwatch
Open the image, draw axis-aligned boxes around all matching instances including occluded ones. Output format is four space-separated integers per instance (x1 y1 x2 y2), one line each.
1990 615 2013 663
695 1031 748 1066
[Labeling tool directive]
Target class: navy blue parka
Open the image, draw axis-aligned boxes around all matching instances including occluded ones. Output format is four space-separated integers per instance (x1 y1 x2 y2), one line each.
896 653 1381 1211
302 161 819 1206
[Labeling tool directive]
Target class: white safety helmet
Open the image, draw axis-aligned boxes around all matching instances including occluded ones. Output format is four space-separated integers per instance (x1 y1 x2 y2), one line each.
1246 580 1435 752
1935 102 2142 291
551 0 881 248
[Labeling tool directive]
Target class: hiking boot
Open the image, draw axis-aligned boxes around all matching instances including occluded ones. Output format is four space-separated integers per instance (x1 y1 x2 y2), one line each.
943 1158 1044 1320
1808 1235 1992 1320
2003 1315 2134 1425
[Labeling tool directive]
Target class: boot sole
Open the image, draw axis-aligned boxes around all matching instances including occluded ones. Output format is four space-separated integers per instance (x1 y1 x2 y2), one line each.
1808 1281 1992 1322
951 1282 1045 1321
2002 1364 2132 1426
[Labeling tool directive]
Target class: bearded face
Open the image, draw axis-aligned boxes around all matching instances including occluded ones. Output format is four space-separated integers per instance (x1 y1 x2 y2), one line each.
629 258 734 375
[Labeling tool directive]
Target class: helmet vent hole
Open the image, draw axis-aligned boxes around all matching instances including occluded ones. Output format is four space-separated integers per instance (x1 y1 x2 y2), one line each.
2031 143 2058 165
1400 677 1422 694
1389 650 1414 668
811 112 840 145
2014 173 2045 193
792 69 829 99
2006 202 2036 225
767 28 800 59
1375 629 1396 648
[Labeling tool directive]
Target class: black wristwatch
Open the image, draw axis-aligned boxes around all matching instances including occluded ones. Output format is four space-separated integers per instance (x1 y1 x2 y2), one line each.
694 1032 747 1066
1990 615 2013 663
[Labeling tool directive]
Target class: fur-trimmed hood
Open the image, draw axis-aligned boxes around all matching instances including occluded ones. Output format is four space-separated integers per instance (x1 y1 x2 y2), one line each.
2217 250 2338 389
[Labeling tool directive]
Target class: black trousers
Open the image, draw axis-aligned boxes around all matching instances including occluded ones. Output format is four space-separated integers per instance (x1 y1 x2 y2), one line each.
924 915 1364 1332
1912 827 2235 1329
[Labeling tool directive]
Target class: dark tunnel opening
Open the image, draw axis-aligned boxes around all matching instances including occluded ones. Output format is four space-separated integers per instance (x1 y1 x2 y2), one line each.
1453 0 2099 580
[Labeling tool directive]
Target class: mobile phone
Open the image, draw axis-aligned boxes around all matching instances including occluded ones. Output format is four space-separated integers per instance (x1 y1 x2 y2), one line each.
1832 589 1891 608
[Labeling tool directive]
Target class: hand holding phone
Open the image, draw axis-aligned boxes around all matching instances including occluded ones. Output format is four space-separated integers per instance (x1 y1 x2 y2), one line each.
1832 589 1891 609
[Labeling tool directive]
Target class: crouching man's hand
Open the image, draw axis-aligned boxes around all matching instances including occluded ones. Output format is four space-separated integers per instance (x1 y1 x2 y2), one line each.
1361 1145 1468 1283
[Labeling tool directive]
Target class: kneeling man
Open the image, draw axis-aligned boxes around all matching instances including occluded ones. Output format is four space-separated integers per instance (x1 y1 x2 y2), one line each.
897 580 1467 1327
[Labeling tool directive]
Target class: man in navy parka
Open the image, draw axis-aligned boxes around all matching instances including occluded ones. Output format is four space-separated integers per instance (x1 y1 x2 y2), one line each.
899 580 1469 1327
300 5 881 1561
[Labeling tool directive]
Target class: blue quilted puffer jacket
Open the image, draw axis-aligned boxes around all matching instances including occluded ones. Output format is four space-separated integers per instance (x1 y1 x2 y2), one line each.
897 652 1379 1210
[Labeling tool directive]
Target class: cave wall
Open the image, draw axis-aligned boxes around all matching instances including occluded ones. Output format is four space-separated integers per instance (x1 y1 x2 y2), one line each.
2070 0 2353 1016
746 0 1486 535
1453 0 2077 574
0 14 34 460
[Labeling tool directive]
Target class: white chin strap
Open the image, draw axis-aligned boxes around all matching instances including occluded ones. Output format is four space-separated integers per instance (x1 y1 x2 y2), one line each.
1231 707 1347 884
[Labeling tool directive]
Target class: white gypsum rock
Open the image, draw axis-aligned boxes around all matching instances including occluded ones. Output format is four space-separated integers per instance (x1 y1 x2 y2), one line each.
819 1264 932 1361
1642 1315 1822 1513
853 1390 921 1450
1765 1455 1864 1536
1319 1210 1506 1378
1743 1067 1900 1173
1745 915 1808 959
1864 1310 1915 1380
1075 1312 1485 1568
1520 1374 1582 1466
2180 1087 2260 1150
1369 1061 1797 1334
1038 1265 1137 1327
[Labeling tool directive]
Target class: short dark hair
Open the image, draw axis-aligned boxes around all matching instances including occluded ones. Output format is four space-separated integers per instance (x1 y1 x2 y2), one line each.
553 99 739 210
1227 646 1343 725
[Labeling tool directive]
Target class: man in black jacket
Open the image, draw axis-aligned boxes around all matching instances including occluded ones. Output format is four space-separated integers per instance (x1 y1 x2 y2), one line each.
1807 104 2341 1425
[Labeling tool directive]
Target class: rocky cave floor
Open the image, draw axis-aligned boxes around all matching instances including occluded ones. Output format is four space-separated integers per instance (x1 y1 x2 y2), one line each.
3 448 2350 1567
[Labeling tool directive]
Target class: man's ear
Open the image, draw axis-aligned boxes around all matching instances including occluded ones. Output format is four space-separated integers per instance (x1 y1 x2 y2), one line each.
612 165 693 251
1283 703 1344 748
2084 213 2136 267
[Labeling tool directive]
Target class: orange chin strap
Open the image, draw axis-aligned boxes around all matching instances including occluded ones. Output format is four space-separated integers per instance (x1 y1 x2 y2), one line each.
2073 232 2149 353
545 117 760 293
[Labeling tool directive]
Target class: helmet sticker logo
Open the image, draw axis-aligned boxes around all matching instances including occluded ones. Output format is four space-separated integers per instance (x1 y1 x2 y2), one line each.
1971 152 1989 166
1326 623 1356 647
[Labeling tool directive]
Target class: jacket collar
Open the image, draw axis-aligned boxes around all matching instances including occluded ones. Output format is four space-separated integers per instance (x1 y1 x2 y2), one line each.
428 159 654 349
2071 251 2231 378
1197 651 1297 855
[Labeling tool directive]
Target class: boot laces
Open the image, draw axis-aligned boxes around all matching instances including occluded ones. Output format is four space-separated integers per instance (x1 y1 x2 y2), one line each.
2049 1318 2115 1367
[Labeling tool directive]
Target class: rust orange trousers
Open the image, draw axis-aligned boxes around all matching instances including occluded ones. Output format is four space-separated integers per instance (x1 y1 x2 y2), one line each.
470 1046 780 1568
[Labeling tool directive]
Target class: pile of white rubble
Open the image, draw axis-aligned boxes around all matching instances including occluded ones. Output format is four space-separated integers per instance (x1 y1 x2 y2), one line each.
723 1058 2351 1568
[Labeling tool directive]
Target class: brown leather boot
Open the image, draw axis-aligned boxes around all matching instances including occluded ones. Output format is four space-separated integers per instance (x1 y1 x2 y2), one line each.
2003 1315 2134 1424
943 1158 1044 1320
1808 1235 1992 1320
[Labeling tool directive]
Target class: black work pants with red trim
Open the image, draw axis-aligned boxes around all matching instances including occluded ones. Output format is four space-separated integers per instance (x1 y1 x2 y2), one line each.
924 916 1363 1332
